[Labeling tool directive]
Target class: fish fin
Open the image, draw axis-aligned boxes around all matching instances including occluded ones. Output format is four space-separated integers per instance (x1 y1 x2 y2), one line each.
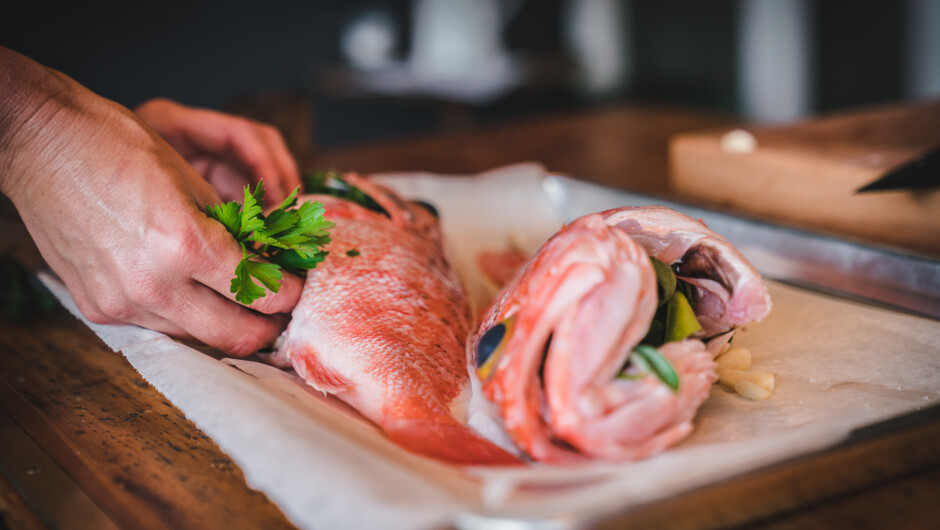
286 341 352 394
386 419 521 465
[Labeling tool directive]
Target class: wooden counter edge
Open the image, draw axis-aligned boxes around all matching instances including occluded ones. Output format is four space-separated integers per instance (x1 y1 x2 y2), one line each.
590 404 940 529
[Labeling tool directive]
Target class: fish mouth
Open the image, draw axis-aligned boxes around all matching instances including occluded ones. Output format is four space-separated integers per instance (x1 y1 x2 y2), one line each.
601 206 772 335
674 245 733 294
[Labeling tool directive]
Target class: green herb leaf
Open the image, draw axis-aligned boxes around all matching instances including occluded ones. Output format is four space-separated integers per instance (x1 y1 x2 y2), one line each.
677 279 695 301
207 201 242 236
273 201 334 250
632 345 680 391
346 248 360 257
209 182 334 304
237 182 266 239
274 186 299 211
650 257 677 307
617 349 651 380
251 208 298 246
664 291 703 343
231 256 268 305
268 248 328 273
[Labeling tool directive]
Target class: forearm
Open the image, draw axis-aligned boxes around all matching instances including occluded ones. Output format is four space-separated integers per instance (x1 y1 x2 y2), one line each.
0 47 78 198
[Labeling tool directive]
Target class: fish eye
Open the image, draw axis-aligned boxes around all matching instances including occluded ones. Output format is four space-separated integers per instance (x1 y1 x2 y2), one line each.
475 316 515 381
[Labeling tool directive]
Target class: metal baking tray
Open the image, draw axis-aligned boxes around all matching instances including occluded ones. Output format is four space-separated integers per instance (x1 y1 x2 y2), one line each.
544 175 940 320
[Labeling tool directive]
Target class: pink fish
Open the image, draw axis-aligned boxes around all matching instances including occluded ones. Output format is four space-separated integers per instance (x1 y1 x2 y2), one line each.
470 207 771 463
273 174 518 465
601 206 772 339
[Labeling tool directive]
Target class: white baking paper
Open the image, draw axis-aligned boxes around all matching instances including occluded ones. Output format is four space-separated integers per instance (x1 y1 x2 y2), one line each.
40 163 940 530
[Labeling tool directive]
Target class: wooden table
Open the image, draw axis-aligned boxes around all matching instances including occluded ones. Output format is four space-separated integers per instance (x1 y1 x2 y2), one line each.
1 105 939 529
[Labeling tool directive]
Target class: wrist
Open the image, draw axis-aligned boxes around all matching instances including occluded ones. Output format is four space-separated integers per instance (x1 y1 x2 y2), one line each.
0 48 78 199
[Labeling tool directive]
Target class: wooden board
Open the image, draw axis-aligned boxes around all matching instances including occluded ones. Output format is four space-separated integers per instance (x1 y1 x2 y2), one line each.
669 100 940 256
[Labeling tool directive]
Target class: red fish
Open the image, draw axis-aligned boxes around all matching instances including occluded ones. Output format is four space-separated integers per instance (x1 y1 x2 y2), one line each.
273 174 517 465
470 207 771 463
601 206 772 338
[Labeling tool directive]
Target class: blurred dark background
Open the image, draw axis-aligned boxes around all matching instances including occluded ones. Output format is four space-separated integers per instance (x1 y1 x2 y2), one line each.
2 0 937 149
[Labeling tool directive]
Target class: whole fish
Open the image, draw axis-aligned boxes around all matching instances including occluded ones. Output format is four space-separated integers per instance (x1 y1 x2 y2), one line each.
273 174 517 465
470 207 771 463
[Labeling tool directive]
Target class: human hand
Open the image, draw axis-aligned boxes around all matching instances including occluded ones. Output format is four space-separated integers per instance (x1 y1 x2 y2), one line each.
134 98 302 207
0 50 303 355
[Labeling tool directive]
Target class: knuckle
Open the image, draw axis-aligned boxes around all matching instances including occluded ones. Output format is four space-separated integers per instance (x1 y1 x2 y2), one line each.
95 291 135 321
237 118 261 139
160 222 207 272
75 297 110 324
125 276 170 310
245 294 277 314
261 124 282 140
84 312 112 325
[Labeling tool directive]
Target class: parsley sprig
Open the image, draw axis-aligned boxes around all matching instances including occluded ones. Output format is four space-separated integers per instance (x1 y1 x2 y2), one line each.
207 182 334 305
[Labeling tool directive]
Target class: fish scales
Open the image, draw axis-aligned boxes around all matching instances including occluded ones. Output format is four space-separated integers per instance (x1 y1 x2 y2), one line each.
276 175 517 465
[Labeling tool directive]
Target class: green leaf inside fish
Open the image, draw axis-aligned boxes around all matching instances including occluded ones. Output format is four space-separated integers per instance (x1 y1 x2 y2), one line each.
619 345 680 392
650 256 676 307
620 256 704 390
641 258 702 346
665 291 703 343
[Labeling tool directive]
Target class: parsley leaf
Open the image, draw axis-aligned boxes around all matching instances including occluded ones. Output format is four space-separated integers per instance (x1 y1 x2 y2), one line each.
207 181 335 305
207 202 242 235
238 182 266 239
232 255 269 305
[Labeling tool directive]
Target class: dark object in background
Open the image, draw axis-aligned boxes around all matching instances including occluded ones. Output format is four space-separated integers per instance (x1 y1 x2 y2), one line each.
856 146 940 193
0 258 58 320
224 92 317 169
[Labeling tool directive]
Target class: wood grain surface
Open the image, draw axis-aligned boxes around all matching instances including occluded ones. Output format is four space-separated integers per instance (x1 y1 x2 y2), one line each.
1 103 939 529
670 100 940 255
0 308 295 529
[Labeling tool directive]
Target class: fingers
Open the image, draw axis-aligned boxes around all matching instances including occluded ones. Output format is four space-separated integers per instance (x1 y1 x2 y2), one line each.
160 281 291 356
139 100 301 205
213 118 289 202
70 279 194 339
258 125 302 199
190 214 305 315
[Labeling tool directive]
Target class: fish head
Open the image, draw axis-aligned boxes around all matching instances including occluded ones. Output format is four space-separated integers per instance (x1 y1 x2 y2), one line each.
470 209 736 462
472 214 657 388
470 214 669 460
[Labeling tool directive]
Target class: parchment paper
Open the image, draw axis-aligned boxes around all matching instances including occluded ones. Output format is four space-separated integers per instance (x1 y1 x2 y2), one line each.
40 164 940 530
